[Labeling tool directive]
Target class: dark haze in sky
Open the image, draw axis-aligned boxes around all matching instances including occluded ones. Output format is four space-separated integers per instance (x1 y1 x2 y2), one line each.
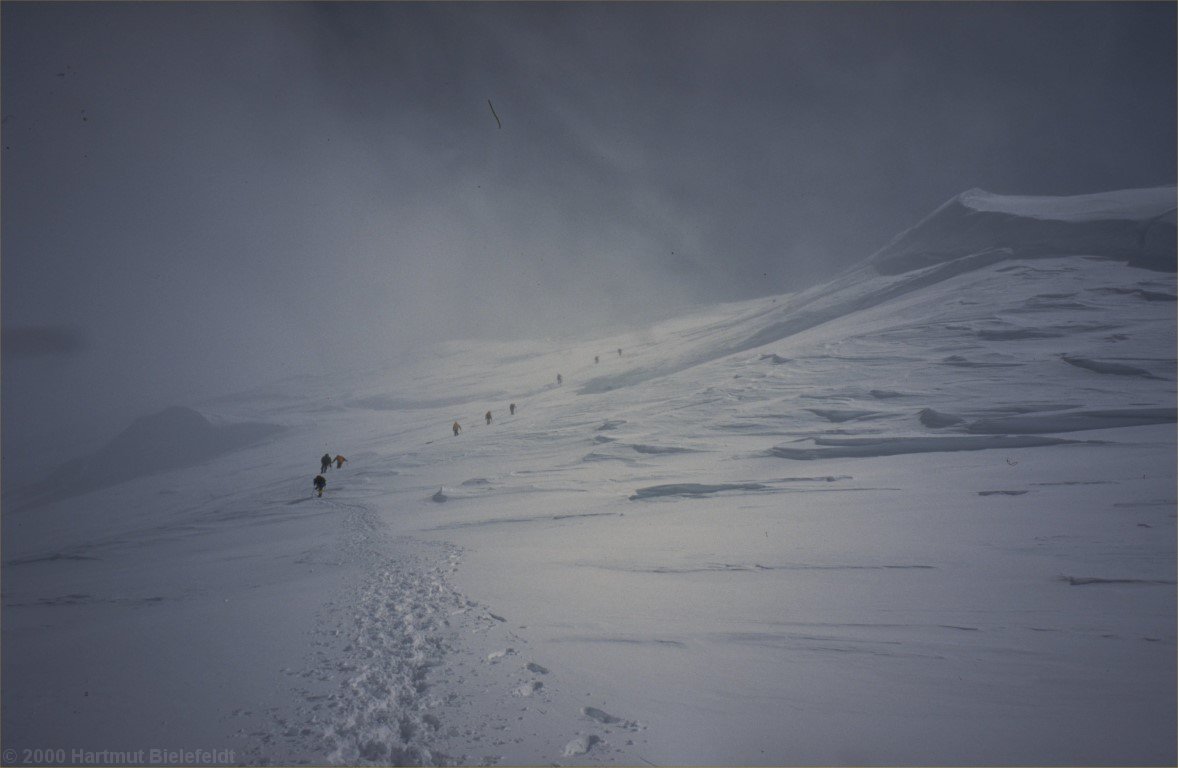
2 2 1175 480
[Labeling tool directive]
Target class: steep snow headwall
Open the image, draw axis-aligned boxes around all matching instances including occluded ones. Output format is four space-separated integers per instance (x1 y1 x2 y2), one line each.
869 186 1177 274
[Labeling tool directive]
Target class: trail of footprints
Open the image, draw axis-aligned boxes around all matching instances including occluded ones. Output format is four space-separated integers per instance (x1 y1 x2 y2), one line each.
474 632 647 763
239 506 646 766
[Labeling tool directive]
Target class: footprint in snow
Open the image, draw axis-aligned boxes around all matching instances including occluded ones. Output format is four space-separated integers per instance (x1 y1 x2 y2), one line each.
525 662 549 674
562 734 602 757
582 706 643 731
486 648 515 663
512 680 543 697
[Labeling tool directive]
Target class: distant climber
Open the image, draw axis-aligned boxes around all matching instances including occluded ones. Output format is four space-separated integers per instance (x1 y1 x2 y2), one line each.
509 403 516 415
485 410 493 425
595 355 599 364
617 348 622 357
334 455 347 469
313 474 326 497
556 373 563 386
453 421 462 436
320 453 332 473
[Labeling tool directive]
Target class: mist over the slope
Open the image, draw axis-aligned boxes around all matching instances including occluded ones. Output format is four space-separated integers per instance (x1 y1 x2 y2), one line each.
2 2 1175 481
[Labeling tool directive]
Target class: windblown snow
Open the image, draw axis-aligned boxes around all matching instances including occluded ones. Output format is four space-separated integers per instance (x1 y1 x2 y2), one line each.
3 187 1175 766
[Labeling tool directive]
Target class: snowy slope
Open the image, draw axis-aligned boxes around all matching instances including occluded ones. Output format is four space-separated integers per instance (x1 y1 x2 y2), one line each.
2 187 1175 766
869 185 1176 273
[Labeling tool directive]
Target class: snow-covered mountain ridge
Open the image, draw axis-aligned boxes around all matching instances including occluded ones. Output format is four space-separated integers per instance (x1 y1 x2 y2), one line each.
870 185 1176 274
578 185 1175 394
3 186 1175 766
21 407 284 506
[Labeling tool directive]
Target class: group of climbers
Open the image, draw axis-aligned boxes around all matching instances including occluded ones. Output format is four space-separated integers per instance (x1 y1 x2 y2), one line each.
451 401 517 437
316 351 627 496
452 354 622 438
319 452 346 473
313 452 347 496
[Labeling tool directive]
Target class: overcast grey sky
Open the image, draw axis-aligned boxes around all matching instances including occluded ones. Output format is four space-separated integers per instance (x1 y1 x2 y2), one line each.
2 1 1175 479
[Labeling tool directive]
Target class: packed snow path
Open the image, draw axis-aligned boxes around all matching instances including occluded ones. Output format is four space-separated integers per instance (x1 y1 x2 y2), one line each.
2 187 1174 765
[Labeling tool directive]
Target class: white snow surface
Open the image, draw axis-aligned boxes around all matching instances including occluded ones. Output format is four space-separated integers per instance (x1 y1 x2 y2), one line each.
869 185 1176 274
959 186 1177 222
3 187 1175 766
